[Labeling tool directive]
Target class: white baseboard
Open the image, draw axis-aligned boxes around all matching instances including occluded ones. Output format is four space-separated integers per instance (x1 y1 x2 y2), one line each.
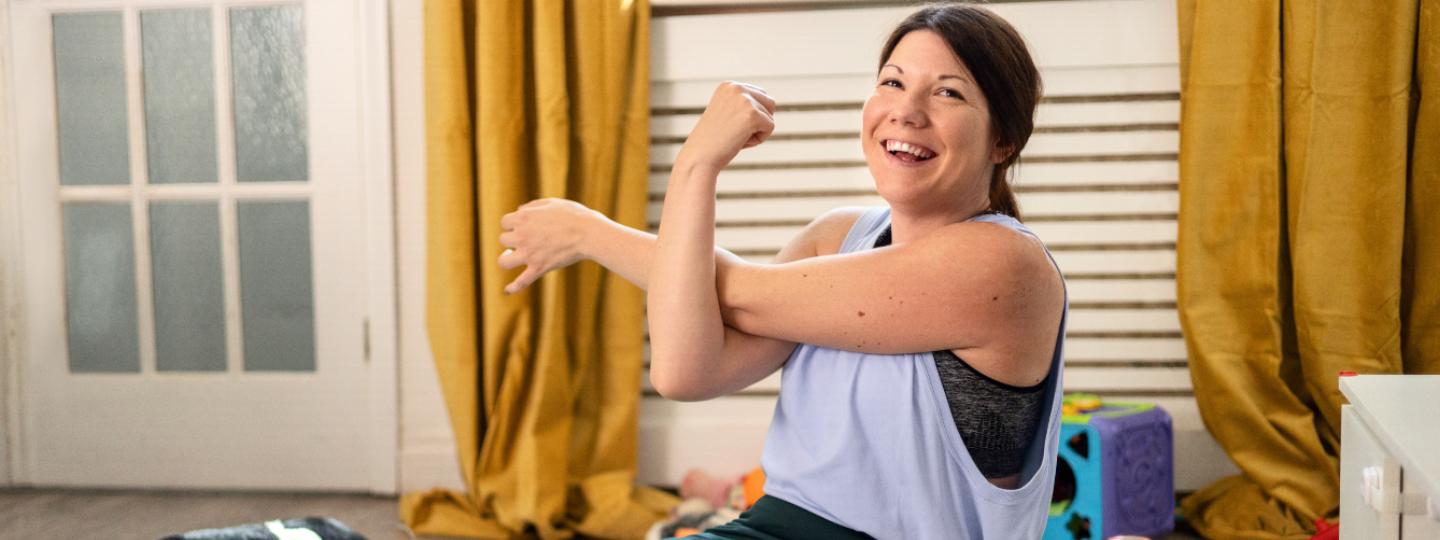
399 443 465 494
1174 428 1240 491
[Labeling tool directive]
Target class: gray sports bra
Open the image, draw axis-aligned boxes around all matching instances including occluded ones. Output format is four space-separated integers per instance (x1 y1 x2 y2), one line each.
874 225 1046 478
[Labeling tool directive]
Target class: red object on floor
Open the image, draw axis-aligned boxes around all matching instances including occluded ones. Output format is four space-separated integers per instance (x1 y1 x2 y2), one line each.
1310 518 1338 540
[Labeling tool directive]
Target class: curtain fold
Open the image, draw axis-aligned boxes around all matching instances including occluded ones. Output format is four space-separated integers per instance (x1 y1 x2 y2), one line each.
1176 1 1438 538
1406 0 1440 376
401 1 676 538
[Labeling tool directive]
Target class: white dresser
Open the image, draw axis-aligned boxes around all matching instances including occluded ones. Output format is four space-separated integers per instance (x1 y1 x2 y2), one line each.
1340 375 1440 539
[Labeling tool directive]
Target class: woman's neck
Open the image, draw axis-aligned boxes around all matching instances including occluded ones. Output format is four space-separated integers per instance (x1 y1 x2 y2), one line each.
886 202 991 245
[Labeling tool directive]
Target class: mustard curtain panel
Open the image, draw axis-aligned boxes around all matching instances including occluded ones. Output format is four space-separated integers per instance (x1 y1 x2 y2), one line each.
1176 0 1438 538
400 1 677 538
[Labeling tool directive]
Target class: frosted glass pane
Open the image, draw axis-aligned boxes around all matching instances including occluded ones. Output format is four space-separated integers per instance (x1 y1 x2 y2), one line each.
53 12 130 186
64 203 139 373
230 5 307 183
142 9 217 184
151 202 225 372
238 201 314 371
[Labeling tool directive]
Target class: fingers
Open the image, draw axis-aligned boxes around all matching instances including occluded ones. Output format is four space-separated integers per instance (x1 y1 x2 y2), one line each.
738 82 776 115
744 94 775 123
504 267 541 295
743 103 776 148
745 111 776 148
497 249 538 294
498 200 562 294
717 81 776 118
498 248 521 270
732 82 775 148
502 199 558 230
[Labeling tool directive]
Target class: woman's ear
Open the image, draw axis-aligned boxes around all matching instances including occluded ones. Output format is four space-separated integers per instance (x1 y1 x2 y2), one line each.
991 142 1013 164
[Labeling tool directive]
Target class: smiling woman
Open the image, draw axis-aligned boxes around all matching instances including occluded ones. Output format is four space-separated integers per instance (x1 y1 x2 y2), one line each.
499 3 1064 539
866 10 1041 223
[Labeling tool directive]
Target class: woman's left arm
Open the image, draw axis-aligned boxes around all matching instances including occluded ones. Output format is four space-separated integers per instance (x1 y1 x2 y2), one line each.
716 222 1063 355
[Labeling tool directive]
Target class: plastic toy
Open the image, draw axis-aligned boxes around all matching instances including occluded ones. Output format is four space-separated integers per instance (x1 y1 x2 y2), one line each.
1042 396 1174 540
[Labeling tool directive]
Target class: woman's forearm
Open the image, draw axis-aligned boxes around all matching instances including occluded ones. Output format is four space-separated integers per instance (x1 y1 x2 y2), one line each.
581 213 661 288
581 209 747 294
647 160 728 388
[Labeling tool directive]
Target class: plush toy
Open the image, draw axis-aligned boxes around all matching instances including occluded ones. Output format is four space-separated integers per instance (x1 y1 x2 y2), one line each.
646 467 767 539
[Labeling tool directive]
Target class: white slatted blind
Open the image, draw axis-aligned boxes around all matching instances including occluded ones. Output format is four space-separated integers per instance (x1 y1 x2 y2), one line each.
637 0 1238 491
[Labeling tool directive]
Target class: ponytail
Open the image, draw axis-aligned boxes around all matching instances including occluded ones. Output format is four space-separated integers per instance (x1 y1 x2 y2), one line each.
988 164 1022 220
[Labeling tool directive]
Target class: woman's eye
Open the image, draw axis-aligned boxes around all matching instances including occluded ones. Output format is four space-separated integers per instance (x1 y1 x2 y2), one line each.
938 88 965 100
880 79 902 89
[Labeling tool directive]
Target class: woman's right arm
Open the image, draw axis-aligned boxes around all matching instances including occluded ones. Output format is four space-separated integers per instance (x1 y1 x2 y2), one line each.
499 199 858 399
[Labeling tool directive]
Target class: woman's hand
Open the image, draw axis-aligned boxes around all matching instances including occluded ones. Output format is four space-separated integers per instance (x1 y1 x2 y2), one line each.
498 198 602 294
674 82 777 174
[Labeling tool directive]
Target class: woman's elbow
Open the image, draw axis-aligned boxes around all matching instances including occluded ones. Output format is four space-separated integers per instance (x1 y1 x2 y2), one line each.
648 361 714 402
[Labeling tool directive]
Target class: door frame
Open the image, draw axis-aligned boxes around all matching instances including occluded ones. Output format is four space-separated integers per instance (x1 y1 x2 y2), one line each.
0 0 398 494
1 0 20 490
357 0 398 495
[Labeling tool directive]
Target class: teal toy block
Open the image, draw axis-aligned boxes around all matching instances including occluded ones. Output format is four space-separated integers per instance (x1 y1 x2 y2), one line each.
1042 399 1174 540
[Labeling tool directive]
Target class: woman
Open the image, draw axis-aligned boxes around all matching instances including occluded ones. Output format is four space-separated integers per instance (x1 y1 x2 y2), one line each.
499 4 1065 538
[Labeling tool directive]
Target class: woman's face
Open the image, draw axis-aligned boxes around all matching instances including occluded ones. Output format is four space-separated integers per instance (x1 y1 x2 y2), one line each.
861 30 1005 214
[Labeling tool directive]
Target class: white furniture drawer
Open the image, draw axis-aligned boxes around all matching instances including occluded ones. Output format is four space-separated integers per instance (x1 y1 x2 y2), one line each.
1339 376 1440 540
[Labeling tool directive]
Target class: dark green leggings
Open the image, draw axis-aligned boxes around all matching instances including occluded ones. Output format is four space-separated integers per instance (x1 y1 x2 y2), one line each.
670 495 874 540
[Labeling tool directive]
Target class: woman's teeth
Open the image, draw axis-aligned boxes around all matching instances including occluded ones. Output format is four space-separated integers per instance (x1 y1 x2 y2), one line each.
884 140 935 160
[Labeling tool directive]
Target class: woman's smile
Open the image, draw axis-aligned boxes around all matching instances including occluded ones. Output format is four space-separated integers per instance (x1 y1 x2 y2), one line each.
883 139 937 161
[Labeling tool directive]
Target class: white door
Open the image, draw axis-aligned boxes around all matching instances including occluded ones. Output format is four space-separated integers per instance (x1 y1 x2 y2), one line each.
10 0 389 491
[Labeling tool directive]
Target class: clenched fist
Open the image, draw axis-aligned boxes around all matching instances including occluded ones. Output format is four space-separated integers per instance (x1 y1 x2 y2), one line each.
673 82 777 173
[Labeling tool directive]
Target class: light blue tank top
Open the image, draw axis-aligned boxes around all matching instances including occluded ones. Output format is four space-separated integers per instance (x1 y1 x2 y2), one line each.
759 207 1067 540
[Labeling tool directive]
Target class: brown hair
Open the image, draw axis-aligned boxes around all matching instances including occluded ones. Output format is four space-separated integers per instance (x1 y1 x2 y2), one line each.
878 3 1041 220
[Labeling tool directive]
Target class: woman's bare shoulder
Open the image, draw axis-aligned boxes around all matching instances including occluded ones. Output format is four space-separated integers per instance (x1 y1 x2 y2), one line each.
935 221 1064 387
808 206 869 256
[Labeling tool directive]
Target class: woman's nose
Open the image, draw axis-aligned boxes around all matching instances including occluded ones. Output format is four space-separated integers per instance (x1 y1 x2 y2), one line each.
888 94 928 128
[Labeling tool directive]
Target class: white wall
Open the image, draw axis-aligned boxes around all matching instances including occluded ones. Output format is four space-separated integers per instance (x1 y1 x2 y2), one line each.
392 0 464 493
394 0 1238 494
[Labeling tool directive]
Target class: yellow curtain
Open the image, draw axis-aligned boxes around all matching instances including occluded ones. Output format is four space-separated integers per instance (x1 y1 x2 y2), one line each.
400 1 677 538
1176 0 1438 538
